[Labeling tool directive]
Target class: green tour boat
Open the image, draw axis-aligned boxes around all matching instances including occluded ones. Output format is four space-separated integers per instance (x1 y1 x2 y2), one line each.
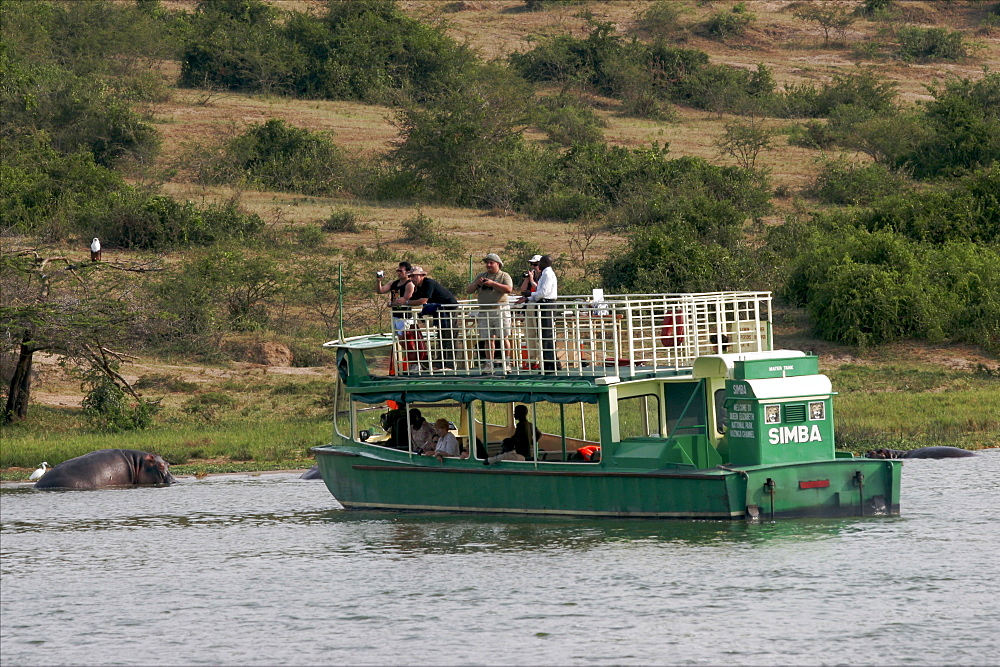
312 291 900 520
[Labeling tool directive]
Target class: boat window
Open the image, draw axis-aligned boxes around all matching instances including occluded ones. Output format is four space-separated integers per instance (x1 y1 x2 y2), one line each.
714 389 727 434
361 346 392 377
618 394 661 440
333 378 352 439
664 382 706 436
469 401 600 461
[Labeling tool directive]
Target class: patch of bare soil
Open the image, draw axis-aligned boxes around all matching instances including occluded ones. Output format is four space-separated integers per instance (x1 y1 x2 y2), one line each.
22 352 339 410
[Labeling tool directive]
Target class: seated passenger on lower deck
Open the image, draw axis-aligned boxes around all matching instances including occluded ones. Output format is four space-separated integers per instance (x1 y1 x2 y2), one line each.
408 409 437 453
424 418 461 462
505 404 542 461
483 440 525 465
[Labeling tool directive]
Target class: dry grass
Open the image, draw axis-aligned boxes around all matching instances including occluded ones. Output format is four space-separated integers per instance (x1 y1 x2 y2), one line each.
128 0 1000 308
148 0 1000 216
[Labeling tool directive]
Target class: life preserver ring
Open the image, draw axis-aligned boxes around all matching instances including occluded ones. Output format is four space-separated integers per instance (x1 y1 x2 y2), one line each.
661 311 686 347
577 445 601 461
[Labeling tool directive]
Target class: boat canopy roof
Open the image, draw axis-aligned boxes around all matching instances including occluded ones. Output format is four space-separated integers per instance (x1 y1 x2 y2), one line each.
348 385 601 405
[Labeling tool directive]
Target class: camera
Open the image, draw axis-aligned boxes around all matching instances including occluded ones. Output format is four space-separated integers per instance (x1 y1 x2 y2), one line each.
376 270 385 278
521 272 530 278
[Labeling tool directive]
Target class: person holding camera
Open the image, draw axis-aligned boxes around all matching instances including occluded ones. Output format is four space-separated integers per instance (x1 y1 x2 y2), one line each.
518 255 560 372
396 266 460 369
375 261 415 333
518 254 542 298
466 253 514 373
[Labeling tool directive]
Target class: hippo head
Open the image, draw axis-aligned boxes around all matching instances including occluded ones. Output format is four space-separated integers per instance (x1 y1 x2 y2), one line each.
865 449 890 459
140 453 176 485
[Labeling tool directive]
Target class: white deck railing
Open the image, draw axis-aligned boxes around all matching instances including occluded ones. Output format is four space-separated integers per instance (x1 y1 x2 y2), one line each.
389 291 772 379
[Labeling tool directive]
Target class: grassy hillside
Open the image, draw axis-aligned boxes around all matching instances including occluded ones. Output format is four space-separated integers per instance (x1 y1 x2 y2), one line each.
2 0 998 477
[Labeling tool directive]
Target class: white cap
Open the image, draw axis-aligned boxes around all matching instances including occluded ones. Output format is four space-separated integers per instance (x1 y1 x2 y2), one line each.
528 255 542 263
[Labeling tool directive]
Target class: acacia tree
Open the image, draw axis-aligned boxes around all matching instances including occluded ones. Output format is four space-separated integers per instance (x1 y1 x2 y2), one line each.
793 4 855 46
715 115 773 170
1 249 159 423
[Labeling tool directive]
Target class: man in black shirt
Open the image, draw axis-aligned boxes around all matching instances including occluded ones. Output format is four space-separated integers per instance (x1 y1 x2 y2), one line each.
396 266 459 368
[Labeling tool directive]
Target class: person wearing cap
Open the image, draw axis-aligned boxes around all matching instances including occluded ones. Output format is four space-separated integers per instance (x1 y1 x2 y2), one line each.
467 253 514 372
395 266 460 368
516 255 544 370
518 255 542 298
522 255 560 372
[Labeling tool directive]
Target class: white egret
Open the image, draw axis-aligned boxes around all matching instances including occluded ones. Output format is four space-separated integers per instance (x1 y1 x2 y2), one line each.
29 462 50 481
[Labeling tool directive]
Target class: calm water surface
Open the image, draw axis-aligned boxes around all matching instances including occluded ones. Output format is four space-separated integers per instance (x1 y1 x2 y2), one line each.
2 452 998 666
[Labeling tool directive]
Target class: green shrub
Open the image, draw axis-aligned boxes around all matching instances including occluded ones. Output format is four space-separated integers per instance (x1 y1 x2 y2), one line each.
775 69 897 119
401 209 442 245
787 120 837 149
894 71 1000 179
806 159 908 206
323 208 363 232
180 0 302 94
297 225 325 248
698 2 755 39
674 63 775 114
600 227 770 293
181 0 475 103
531 186 606 221
784 226 1000 351
853 166 1000 244
535 96 607 145
855 0 894 17
200 119 351 196
88 193 265 251
632 1 689 39
1 0 168 166
154 248 287 353
391 64 541 207
895 27 967 62
0 134 263 246
82 375 159 432
510 19 623 94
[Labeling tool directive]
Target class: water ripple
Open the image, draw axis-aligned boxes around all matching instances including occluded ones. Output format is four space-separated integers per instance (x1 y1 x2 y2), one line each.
2 457 999 665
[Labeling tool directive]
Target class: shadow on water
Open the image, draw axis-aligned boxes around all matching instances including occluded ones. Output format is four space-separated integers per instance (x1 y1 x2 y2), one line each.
1 475 874 553
313 509 869 555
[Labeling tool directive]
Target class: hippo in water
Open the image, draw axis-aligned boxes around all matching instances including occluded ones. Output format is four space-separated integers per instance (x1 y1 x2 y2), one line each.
299 465 322 480
34 449 176 490
865 446 978 460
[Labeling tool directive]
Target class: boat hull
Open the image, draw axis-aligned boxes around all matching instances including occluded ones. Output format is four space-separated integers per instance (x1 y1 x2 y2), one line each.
313 444 901 520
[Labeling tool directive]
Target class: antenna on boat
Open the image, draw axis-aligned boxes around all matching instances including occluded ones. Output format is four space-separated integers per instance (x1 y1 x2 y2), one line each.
338 263 345 342
468 254 473 282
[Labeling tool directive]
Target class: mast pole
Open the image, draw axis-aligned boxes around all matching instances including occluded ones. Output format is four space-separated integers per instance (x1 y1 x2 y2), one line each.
338 263 345 341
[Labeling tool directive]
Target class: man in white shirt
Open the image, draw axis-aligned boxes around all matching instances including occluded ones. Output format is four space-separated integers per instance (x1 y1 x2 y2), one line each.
525 255 560 372
425 418 461 462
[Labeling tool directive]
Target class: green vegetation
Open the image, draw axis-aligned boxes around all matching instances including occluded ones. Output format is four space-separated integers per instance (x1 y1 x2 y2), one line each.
697 2 756 40
197 119 353 196
831 365 1000 451
180 0 476 103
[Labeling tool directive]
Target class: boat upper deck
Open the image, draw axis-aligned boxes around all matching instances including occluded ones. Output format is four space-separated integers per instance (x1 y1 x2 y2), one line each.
326 291 773 382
